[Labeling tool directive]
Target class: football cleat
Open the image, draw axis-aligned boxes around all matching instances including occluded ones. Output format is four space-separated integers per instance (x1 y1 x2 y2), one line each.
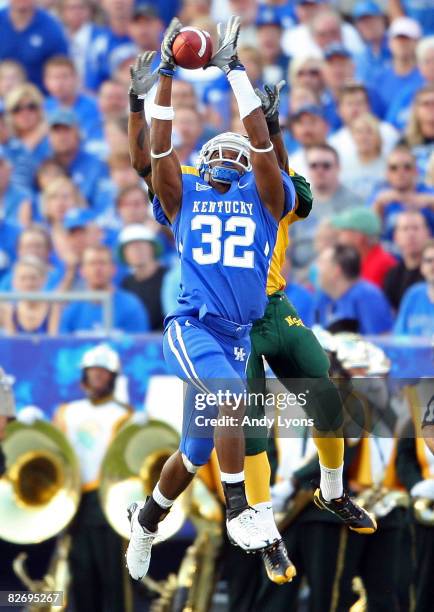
313 488 377 534
125 501 158 580
262 539 297 584
226 507 272 551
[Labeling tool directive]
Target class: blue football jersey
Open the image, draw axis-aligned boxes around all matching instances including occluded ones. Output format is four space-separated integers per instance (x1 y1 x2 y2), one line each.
153 166 296 325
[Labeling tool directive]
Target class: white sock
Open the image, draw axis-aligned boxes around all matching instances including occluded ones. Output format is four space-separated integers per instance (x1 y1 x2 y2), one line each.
254 502 281 541
220 470 245 484
320 463 343 501
152 482 174 509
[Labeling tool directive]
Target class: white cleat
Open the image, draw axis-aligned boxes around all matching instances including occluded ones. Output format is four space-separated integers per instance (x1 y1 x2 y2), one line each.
126 501 157 580
226 507 272 551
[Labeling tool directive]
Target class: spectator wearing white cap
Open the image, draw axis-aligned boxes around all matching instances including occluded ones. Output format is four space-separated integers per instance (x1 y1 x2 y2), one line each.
372 15 422 114
387 33 434 130
118 224 166 330
389 0 434 37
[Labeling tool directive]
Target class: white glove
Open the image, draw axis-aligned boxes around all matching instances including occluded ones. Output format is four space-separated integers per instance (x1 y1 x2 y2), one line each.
271 479 295 513
410 479 434 500
17 406 45 426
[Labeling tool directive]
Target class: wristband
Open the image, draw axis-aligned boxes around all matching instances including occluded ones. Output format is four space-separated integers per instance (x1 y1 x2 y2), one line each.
150 104 175 121
159 66 175 78
266 115 280 136
151 144 173 159
249 142 274 153
227 68 261 120
129 91 144 113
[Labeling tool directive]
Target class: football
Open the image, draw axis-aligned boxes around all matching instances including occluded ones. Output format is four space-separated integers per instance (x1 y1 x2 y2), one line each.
172 27 213 70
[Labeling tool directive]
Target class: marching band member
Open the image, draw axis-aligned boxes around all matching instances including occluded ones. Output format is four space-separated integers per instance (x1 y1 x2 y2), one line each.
53 344 133 612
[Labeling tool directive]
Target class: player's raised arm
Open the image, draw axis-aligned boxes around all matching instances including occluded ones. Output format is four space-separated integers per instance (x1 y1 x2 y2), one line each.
128 51 158 193
256 81 289 174
150 18 183 223
206 16 284 221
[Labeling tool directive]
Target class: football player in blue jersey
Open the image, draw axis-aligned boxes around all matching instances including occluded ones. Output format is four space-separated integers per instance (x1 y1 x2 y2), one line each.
125 16 298 581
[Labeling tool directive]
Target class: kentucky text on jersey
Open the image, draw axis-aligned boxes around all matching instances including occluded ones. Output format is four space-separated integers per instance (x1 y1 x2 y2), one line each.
192 200 254 216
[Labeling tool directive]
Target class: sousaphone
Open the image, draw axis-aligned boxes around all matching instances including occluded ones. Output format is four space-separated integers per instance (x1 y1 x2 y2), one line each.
99 419 190 542
0 419 81 544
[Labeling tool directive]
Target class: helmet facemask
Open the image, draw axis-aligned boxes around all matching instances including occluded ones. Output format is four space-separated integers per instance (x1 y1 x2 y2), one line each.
197 132 252 185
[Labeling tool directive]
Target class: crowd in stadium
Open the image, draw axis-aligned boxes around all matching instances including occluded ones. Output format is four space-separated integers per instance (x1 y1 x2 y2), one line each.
0 0 433 338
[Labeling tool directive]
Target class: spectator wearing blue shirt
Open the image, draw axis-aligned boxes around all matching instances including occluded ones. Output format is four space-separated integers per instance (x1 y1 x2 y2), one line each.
314 244 394 334
390 0 434 37
371 145 434 241
84 0 134 91
387 33 434 131
3 83 51 193
404 85 434 179
43 56 102 142
58 0 108 88
0 0 68 90
60 244 150 334
0 153 31 226
0 216 19 282
353 1 390 85
394 240 434 337
0 225 64 291
45 108 109 208
255 7 289 87
372 17 422 115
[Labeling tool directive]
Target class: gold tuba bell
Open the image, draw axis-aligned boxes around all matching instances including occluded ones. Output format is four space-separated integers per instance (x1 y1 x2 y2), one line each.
0 419 81 544
354 485 409 519
99 419 190 543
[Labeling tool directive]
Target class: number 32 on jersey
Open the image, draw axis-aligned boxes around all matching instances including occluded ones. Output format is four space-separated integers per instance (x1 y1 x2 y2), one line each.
191 214 256 269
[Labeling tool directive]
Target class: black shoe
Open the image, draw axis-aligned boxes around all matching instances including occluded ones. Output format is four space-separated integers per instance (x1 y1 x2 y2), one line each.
313 489 377 534
261 539 297 584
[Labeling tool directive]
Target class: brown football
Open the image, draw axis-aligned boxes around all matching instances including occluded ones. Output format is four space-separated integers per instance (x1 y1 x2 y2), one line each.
172 27 213 70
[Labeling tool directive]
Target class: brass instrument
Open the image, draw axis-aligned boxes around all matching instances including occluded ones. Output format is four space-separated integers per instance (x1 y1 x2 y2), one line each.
13 534 72 612
0 419 81 543
413 497 434 526
354 485 409 519
0 419 81 610
99 419 190 543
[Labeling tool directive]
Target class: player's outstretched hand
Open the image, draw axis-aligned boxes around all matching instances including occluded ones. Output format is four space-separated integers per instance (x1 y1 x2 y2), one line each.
130 51 158 98
255 80 286 120
160 17 183 74
205 15 241 73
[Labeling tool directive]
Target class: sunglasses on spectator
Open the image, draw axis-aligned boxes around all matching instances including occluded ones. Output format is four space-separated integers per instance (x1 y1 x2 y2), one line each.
297 69 320 77
387 163 414 171
11 102 39 114
309 161 334 170
422 256 434 264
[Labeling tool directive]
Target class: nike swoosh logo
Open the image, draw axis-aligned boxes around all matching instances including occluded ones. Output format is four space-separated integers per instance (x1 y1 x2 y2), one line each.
239 181 249 189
